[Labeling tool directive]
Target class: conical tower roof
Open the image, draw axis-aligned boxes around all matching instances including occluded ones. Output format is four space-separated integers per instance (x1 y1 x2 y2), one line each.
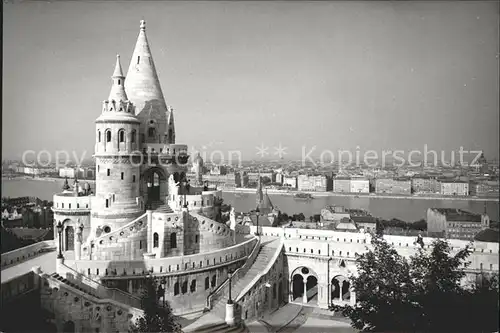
168 106 175 124
108 55 128 101
125 20 167 115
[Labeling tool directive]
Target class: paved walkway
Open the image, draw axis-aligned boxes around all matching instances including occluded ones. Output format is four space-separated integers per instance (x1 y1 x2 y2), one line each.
1 251 56 283
259 303 303 330
292 316 355 333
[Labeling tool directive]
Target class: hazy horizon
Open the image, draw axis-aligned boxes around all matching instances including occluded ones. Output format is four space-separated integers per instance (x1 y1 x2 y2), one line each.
3 1 499 161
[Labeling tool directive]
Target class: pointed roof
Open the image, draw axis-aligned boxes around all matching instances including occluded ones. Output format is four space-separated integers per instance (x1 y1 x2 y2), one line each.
125 20 167 115
108 55 128 101
168 107 175 124
112 54 124 78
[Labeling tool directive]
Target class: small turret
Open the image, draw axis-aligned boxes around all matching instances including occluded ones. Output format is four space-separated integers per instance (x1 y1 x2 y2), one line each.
108 55 128 102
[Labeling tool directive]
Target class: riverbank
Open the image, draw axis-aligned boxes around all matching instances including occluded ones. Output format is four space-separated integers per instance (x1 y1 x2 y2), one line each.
2 176 95 183
224 188 499 202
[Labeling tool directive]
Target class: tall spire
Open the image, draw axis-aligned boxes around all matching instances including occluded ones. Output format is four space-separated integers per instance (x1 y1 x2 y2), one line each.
108 55 128 101
125 20 166 115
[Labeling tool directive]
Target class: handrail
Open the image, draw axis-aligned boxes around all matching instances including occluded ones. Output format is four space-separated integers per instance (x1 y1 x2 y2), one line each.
59 262 142 308
207 236 260 309
235 240 284 303
92 212 148 243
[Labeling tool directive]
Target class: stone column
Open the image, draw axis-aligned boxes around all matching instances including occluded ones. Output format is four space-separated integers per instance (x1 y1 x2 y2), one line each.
339 282 343 302
327 283 331 305
350 290 356 306
289 280 294 302
128 280 133 294
225 303 236 326
146 210 153 253
302 278 308 303
318 283 329 309
75 229 82 260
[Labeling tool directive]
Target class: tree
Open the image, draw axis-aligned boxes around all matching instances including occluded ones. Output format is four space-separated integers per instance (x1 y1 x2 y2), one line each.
331 235 420 331
130 276 181 333
332 236 499 332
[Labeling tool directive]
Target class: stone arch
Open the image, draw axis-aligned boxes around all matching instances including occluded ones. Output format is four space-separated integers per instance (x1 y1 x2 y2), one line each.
331 275 350 302
170 232 177 249
290 266 319 304
118 128 125 143
63 219 75 252
142 167 168 206
153 232 159 248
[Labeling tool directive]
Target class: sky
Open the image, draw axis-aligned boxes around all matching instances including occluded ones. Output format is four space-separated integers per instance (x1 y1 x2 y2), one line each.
3 1 499 162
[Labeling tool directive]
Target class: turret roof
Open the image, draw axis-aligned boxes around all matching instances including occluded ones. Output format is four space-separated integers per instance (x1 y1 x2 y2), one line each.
125 20 167 115
108 55 128 102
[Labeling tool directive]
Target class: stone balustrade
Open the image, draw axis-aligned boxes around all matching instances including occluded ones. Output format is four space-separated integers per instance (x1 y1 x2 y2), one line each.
236 240 284 303
1 240 56 269
66 237 258 279
207 237 261 309
260 226 500 272
87 212 148 250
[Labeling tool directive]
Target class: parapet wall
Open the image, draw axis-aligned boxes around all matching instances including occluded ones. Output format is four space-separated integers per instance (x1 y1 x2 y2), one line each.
257 226 499 272
66 237 258 280
1 240 56 269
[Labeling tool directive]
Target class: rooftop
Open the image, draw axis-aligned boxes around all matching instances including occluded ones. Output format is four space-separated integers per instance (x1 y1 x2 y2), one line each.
432 208 483 222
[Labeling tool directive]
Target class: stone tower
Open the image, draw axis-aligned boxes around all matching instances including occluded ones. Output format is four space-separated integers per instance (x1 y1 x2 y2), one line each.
125 20 171 145
93 55 144 234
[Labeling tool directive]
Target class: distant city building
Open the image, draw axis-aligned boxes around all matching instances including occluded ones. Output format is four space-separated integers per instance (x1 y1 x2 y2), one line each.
438 180 469 196
411 177 439 194
427 208 489 240
333 178 351 193
349 178 370 193
297 175 327 192
375 178 412 195
469 180 499 197
283 176 297 189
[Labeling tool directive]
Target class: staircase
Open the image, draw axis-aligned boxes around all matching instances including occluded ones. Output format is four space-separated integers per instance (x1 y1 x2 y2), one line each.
211 243 276 318
50 272 100 298
152 201 174 213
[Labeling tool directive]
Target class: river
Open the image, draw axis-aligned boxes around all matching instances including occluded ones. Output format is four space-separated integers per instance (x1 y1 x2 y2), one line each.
2 179 499 222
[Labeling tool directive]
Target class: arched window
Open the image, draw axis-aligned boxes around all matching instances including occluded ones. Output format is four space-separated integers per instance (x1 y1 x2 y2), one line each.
170 233 177 249
148 127 156 138
205 277 210 290
98 131 101 142
106 130 111 142
153 233 159 248
190 280 196 292
211 275 216 288
118 129 125 143
181 281 188 294
131 130 136 143
174 282 179 296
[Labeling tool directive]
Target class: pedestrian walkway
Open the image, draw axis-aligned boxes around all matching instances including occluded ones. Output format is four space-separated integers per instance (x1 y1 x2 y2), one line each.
292 317 355 333
259 303 302 331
